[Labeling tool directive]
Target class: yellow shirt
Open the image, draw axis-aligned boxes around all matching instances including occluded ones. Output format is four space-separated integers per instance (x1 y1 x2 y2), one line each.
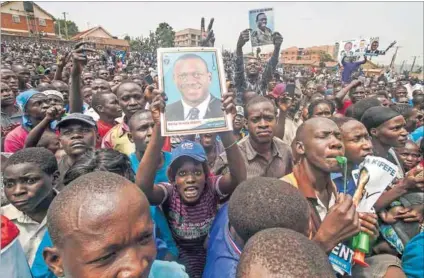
101 122 135 156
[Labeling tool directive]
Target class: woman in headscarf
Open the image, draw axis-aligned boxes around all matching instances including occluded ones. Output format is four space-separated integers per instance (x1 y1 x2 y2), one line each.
3 90 62 153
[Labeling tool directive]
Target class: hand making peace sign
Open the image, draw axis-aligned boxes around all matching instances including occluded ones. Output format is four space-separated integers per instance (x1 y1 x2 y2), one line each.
199 17 215 47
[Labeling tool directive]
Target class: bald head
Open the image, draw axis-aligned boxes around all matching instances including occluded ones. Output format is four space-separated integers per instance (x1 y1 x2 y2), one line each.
296 117 337 143
47 171 150 248
236 228 334 278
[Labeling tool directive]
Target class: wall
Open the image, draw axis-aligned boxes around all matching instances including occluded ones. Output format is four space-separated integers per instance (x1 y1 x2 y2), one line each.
1 2 55 35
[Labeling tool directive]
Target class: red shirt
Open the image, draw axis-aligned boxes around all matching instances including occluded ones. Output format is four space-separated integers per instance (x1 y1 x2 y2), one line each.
96 120 116 148
4 125 29 153
337 99 353 115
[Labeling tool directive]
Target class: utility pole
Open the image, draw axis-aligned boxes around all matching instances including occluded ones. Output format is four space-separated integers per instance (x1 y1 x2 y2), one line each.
57 20 61 38
400 60 406 73
410 56 417 73
62 12 68 39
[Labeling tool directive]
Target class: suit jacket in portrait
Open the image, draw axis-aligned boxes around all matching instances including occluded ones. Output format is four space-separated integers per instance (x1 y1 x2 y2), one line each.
165 94 224 121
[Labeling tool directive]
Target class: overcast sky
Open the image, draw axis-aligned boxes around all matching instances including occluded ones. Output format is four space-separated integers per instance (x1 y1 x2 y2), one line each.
40 1 423 66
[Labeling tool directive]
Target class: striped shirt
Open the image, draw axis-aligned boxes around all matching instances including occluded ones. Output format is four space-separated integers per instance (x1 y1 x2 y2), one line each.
158 175 224 278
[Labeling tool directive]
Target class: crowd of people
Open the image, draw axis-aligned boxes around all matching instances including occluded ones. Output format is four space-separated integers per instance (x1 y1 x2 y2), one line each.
1 24 424 278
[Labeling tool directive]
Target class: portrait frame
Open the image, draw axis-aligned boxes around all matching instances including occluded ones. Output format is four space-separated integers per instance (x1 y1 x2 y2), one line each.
248 7 274 47
157 47 233 136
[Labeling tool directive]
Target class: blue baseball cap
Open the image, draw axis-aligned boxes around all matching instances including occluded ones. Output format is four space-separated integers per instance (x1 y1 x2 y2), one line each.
169 141 207 169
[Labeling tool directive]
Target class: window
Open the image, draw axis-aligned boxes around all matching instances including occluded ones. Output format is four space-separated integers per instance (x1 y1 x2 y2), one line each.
12 15 20 23
39 18 46 26
191 34 196 39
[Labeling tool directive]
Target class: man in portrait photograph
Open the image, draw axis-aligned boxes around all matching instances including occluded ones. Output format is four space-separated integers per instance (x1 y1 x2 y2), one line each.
340 41 354 58
165 53 223 121
355 39 368 53
251 12 273 46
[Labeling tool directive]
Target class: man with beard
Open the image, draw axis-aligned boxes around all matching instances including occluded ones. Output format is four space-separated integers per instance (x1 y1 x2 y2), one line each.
11 64 32 92
165 54 223 121
234 29 283 102
1 69 19 96
214 96 293 179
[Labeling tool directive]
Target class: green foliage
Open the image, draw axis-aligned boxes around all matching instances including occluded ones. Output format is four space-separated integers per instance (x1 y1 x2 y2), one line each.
319 52 334 63
125 22 175 52
155 22 175 48
54 19 79 38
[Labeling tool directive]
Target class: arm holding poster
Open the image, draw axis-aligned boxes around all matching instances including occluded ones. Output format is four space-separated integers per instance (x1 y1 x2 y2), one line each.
350 156 399 267
260 32 283 91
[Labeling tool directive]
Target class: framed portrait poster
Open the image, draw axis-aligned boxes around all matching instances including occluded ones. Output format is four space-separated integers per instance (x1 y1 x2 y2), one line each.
157 47 232 136
249 8 274 47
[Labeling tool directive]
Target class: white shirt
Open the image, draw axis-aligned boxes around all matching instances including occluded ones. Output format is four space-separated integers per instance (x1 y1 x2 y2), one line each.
181 94 211 120
1 204 47 266
84 107 100 122
315 192 337 221
404 83 423 99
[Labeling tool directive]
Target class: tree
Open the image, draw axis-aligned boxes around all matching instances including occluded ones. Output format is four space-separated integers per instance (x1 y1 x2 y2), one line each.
413 66 422 74
54 19 79 38
125 22 175 52
319 52 335 63
155 22 175 48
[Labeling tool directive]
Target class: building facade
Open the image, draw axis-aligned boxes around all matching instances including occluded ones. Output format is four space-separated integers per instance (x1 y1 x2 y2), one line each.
71 26 130 51
174 28 201 47
280 45 336 63
1 1 56 37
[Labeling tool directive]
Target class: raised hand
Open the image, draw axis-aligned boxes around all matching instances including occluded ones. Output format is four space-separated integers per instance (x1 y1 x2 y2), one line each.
71 42 97 76
221 90 236 118
237 29 251 49
148 86 167 125
199 17 215 47
58 52 71 68
45 105 65 121
272 32 283 48
278 96 293 113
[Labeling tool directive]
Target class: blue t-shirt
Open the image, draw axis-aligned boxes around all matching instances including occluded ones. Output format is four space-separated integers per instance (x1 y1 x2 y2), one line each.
331 165 359 197
331 172 356 197
129 151 172 184
128 151 178 259
410 126 424 143
402 232 424 278
203 203 241 278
